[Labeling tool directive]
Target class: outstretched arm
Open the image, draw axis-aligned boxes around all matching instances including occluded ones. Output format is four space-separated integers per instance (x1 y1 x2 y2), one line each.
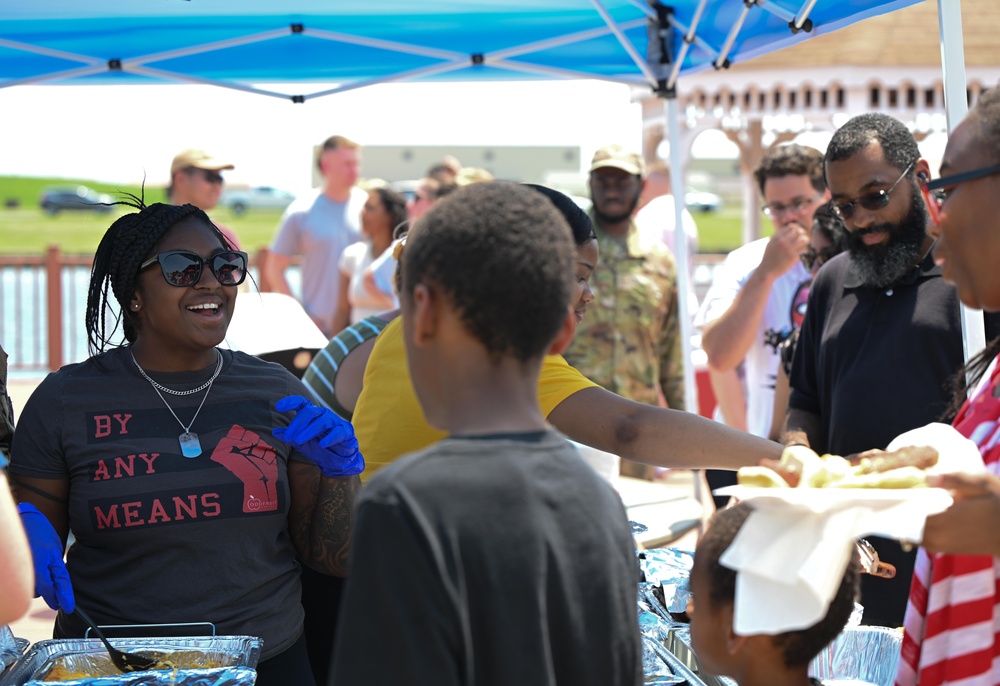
547 386 781 470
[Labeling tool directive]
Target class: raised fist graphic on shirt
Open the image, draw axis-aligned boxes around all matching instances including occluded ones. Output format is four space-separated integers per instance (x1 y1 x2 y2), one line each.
211 425 279 513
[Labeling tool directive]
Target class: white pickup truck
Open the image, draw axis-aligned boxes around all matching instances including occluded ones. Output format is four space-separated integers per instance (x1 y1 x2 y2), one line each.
220 186 296 215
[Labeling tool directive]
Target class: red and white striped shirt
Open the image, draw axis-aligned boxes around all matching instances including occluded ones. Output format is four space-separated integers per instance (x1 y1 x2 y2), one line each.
897 357 1000 686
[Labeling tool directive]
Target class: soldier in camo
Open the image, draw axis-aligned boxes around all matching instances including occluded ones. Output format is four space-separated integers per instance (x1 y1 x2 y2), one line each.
562 145 684 478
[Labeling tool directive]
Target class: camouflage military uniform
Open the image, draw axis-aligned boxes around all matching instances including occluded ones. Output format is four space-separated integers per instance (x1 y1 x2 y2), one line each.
563 215 685 413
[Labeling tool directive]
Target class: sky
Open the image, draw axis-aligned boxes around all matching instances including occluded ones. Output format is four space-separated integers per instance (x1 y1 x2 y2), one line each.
0 80 719 193
0 79 951 196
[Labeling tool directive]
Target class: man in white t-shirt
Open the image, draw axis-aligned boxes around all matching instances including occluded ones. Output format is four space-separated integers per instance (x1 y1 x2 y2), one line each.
695 144 828 501
264 135 366 337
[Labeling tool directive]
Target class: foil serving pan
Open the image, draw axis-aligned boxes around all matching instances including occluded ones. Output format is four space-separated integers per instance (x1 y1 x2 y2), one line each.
0 636 261 686
809 626 901 686
666 627 738 686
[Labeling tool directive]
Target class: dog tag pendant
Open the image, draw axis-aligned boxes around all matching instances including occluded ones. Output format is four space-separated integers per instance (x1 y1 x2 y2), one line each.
179 431 202 458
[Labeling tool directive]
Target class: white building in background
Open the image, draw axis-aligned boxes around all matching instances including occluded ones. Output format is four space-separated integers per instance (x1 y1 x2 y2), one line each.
635 0 1000 243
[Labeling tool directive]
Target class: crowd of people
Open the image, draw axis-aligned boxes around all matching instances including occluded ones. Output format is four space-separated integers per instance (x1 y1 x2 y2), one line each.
4 89 1000 686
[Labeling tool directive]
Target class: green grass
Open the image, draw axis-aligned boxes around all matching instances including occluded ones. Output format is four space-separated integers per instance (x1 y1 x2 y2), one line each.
689 207 753 253
0 176 284 256
0 175 752 255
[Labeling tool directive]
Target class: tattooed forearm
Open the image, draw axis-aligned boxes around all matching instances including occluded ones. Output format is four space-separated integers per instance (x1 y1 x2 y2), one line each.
288 462 360 576
308 475 360 576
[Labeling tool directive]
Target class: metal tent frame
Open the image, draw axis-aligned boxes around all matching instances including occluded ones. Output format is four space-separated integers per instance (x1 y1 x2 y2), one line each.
2 0 970 412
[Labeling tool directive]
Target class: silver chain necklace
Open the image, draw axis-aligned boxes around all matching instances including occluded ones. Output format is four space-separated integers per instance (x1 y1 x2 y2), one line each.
132 350 223 396
130 349 223 458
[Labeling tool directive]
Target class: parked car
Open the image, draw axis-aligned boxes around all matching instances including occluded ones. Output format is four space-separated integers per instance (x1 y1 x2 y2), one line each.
220 186 296 215
39 185 113 215
685 190 723 213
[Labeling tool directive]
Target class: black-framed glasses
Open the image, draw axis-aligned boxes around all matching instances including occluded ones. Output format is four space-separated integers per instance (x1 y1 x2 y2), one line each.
924 164 1000 197
800 245 838 272
762 194 822 218
830 161 914 221
140 250 249 287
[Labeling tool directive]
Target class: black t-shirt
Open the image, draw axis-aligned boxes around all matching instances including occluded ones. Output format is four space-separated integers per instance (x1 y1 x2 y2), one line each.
330 430 642 686
789 251 966 629
10 347 310 659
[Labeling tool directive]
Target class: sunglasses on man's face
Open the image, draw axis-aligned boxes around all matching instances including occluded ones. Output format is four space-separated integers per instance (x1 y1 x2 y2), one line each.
830 161 915 222
186 167 225 185
140 249 249 287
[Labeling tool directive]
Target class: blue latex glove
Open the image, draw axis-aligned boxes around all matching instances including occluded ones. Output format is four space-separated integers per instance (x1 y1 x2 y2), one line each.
273 395 365 478
17 502 75 612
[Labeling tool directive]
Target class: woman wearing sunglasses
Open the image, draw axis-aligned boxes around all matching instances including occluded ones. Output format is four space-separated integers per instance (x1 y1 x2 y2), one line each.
896 88 1000 686
7 201 363 686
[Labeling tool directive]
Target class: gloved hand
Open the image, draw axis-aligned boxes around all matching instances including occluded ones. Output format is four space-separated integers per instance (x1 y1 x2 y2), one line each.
17 502 75 612
273 395 365 478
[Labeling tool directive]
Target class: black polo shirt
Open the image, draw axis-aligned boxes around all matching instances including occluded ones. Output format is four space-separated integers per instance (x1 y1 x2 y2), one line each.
788 249 964 628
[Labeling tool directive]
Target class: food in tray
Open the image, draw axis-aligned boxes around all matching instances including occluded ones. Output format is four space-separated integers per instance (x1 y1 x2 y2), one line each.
41 649 225 681
737 444 940 489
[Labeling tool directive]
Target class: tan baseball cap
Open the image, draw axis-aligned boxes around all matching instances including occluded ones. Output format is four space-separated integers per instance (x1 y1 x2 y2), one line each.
589 144 644 176
170 149 235 176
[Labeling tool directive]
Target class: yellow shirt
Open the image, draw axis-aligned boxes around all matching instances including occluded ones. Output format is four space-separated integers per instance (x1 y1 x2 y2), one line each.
353 317 599 481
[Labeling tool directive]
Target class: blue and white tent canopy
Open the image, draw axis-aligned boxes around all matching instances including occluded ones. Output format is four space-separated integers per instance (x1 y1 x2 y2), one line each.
0 0 921 100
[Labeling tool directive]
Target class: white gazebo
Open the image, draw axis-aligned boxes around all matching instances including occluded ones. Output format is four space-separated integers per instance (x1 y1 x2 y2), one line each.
638 0 1000 244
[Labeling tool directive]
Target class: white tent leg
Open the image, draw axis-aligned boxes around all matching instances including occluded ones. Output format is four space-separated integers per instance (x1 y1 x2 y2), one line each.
937 0 986 365
667 97 697 414
666 97 704 512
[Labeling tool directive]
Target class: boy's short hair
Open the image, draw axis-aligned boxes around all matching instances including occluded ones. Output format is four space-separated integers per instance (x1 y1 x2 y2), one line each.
697 502 860 668
401 182 576 364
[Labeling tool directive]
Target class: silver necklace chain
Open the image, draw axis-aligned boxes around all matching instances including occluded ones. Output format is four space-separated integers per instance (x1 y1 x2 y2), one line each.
131 349 223 396
130 349 222 434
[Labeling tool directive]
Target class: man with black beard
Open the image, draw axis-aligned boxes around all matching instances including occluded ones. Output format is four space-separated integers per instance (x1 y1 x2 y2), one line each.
783 113 969 629
562 145 683 479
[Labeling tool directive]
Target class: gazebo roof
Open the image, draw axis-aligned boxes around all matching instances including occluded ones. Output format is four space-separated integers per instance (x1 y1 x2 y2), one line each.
730 0 1000 70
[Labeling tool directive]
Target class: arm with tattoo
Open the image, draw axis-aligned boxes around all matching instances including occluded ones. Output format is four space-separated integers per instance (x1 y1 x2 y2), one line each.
288 463 359 575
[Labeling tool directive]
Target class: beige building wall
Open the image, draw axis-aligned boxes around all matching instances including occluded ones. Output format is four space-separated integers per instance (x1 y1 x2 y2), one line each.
356 145 582 186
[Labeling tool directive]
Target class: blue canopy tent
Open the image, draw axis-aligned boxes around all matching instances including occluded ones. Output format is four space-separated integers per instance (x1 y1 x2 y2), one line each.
4 0 964 410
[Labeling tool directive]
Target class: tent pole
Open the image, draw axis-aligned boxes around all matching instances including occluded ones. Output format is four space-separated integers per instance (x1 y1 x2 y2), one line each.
937 0 985 364
666 95 703 514
666 97 697 414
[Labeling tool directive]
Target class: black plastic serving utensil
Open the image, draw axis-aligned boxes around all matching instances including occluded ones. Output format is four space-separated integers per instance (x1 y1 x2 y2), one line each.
73 606 161 673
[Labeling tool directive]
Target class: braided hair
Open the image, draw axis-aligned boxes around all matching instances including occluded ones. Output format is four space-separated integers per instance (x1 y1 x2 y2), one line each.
85 198 229 355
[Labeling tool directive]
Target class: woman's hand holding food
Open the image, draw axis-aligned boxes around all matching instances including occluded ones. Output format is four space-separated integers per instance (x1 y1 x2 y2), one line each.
273 395 365 478
17 502 75 612
922 472 1000 557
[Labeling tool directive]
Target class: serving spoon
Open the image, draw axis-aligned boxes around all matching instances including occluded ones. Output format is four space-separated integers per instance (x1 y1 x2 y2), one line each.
73 606 162 673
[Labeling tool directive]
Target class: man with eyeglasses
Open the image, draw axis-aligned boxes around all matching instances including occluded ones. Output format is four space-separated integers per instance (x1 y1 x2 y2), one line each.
783 112 978 629
167 149 241 251
695 144 827 503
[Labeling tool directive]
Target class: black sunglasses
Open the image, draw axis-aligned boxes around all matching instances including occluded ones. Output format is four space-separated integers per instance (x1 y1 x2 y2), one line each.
924 164 1000 195
831 161 914 221
140 249 249 287
186 167 225 185
800 245 838 271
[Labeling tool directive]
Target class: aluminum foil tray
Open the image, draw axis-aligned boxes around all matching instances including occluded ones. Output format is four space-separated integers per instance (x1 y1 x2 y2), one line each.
24 666 256 686
0 636 260 686
809 626 901 686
